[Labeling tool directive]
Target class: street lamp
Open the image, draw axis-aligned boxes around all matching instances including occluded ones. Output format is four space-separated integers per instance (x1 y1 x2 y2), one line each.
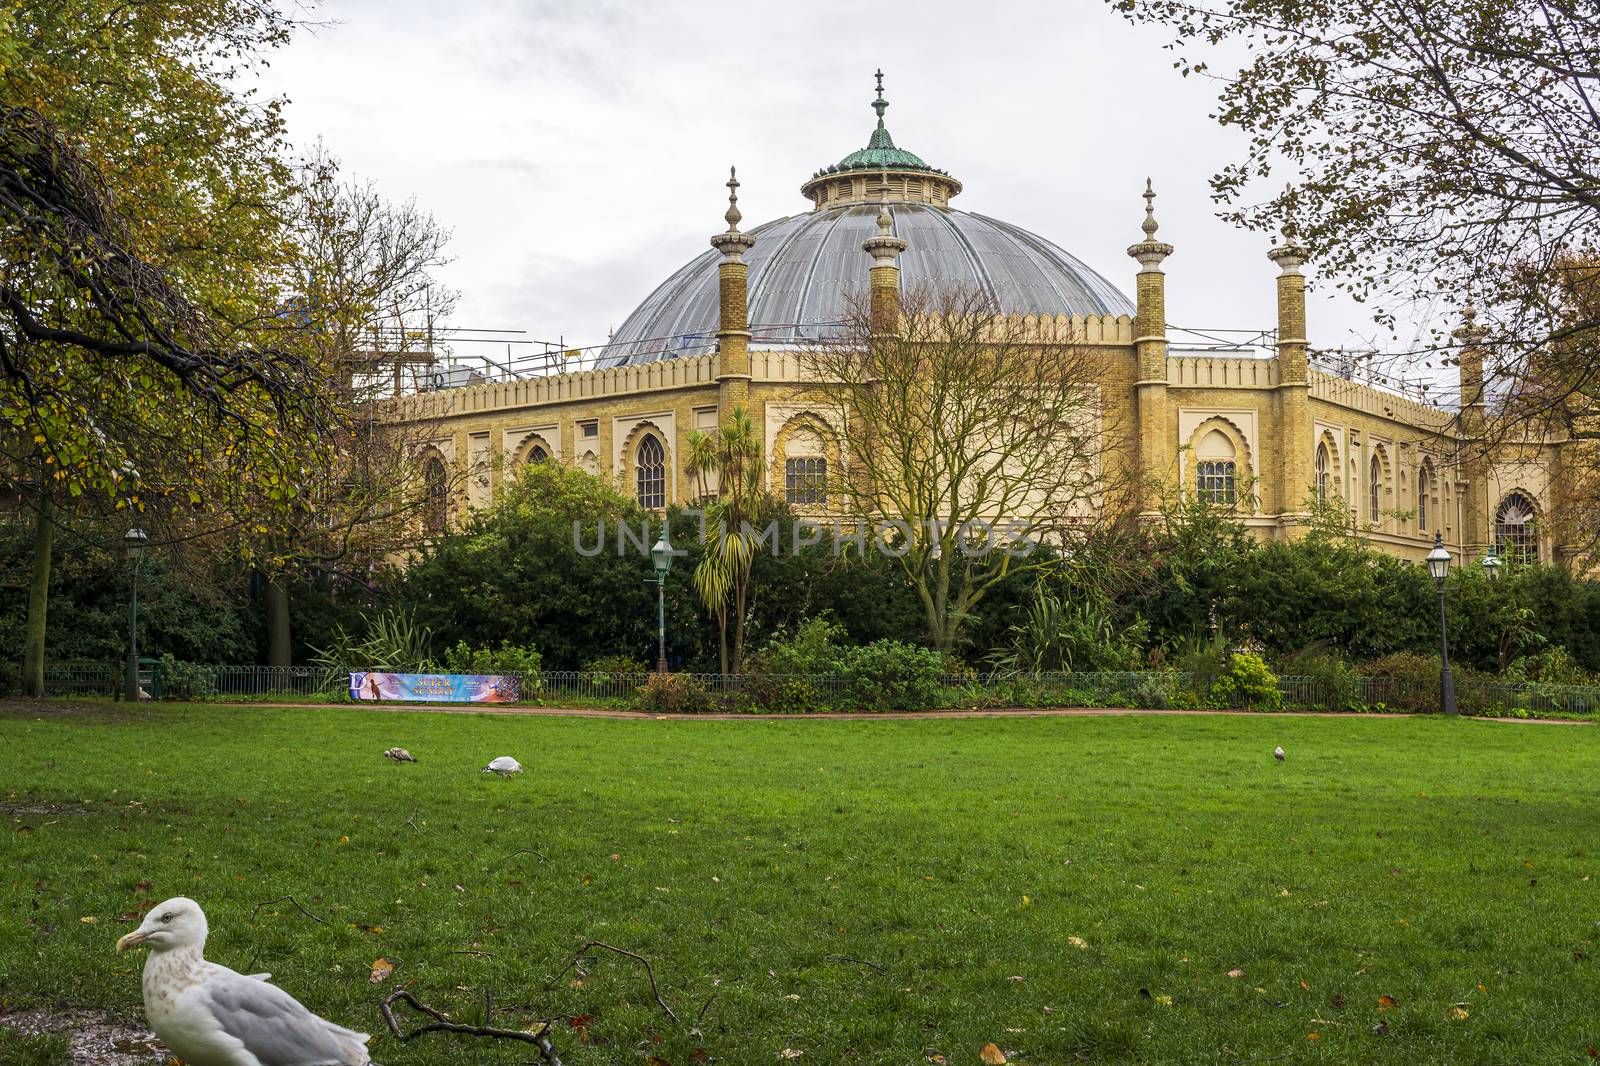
1481 544 1503 581
123 526 149 702
1425 531 1457 716
650 532 672 674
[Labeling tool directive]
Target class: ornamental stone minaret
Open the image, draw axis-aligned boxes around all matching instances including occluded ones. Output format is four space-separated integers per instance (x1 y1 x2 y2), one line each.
861 176 908 336
710 166 756 410
1268 227 1313 527
1455 302 1489 555
1127 179 1173 512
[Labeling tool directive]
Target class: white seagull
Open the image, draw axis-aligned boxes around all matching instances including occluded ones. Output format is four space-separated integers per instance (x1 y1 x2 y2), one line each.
116 897 375 1065
482 755 523 776
1273 746 1286 762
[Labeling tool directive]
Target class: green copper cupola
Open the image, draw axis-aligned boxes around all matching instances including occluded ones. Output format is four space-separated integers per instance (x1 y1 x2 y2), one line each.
800 70 963 210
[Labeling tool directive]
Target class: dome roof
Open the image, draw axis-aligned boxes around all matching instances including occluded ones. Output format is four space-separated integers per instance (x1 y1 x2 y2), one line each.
596 73 1134 368
598 202 1134 366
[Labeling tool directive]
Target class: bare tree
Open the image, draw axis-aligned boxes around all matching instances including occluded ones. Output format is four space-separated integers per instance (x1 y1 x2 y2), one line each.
1113 0 1600 556
249 149 460 665
805 286 1129 654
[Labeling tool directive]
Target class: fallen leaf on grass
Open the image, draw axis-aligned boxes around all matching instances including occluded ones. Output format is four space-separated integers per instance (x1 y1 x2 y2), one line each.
779 1050 804 1059
1377 994 1398 1011
647 1057 670 1066
1066 936 1088 950
369 959 394 984
1306 1032 1320 1041
979 1043 1007 1064
1448 1006 1469 1020
1372 1021 1390 1037
1226 968 1245 978
80 916 97 925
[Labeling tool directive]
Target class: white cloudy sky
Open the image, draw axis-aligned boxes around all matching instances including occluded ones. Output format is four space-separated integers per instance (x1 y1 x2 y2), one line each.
258 0 1430 365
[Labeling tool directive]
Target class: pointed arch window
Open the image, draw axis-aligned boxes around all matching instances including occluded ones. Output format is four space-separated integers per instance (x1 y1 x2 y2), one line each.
526 444 548 464
1314 443 1331 503
1368 454 1382 523
423 457 448 535
1495 492 1538 564
1417 465 1430 532
636 434 666 509
785 457 827 505
1195 428 1237 504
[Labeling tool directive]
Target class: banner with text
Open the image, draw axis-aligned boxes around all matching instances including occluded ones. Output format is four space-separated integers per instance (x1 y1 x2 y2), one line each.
349 672 520 703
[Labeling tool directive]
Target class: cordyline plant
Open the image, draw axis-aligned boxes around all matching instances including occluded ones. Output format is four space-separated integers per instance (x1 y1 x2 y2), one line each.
685 407 770 674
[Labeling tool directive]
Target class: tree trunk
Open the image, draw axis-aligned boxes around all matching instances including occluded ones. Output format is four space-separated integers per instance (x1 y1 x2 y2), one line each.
21 495 53 698
717 604 729 675
732 581 747 674
266 576 292 667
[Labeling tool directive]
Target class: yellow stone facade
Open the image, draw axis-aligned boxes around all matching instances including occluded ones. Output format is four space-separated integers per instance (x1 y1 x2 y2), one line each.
383 87 1572 572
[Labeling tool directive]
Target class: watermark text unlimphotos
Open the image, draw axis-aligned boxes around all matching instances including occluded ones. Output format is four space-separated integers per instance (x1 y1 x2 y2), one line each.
574 511 1038 560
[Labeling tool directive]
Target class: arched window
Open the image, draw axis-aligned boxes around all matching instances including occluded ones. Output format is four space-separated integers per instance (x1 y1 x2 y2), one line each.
422 457 448 535
785 456 827 505
1368 454 1382 523
1314 443 1331 502
526 444 548 464
635 434 666 509
1417 465 1430 532
1495 492 1538 564
1194 428 1238 504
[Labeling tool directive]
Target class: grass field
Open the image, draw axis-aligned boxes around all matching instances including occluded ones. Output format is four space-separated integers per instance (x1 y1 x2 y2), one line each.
2 703 1598 1064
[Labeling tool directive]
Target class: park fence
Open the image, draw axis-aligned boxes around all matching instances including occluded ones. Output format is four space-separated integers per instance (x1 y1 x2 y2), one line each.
21 662 1600 717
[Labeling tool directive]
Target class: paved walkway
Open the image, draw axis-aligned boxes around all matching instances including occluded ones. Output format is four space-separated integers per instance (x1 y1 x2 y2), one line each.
252 702 1591 724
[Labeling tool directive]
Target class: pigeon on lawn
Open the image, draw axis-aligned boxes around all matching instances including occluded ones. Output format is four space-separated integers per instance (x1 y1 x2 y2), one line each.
116 897 376 1065
382 747 416 763
1273 746 1286 762
482 755 523 776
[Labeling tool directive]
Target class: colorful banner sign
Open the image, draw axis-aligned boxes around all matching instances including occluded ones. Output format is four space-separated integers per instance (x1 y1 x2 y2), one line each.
349 672 520 703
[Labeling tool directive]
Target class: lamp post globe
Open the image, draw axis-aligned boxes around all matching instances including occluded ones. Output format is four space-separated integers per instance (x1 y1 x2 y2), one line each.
1425 532 1458 716
123 526 149 702
1481 545 1503 581
650 533 672 674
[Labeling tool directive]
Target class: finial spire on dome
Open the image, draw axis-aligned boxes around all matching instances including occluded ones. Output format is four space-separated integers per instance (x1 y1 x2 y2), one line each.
724 165 743 232
1141 177 1160 239
710 164 756 261
1127 177 1174 271
873 69 888 128
862 169 908 267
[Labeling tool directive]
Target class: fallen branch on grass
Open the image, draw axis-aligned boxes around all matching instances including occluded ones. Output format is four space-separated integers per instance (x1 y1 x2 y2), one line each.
547 940 679 1023
250 895 325 924
379 988 563 1065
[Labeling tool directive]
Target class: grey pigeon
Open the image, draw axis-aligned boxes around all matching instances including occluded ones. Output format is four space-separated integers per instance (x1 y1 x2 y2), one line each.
1273 746 1286 762
116 896 374 1065
383 747 416 763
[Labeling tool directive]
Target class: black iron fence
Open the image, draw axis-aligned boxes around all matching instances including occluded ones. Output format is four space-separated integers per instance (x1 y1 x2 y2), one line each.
16 662 1600 716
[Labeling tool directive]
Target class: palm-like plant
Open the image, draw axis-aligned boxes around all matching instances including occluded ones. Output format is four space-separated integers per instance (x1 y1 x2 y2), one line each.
685 408 768 673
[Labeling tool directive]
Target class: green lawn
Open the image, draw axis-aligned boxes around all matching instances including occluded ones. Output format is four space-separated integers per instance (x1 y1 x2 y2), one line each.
3 704 1597 1064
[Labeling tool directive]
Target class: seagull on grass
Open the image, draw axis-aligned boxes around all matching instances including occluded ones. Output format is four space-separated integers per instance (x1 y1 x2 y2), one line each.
382 747 416 763
482 755 523 776
117 897 376 1065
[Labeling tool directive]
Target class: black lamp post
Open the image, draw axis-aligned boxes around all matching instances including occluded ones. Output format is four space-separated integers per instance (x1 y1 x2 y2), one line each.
123 526 149 702
1425 531 1456 716
650 532 672 674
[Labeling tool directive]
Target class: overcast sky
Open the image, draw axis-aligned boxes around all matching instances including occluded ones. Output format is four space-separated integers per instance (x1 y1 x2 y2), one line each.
258 0 1432 369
